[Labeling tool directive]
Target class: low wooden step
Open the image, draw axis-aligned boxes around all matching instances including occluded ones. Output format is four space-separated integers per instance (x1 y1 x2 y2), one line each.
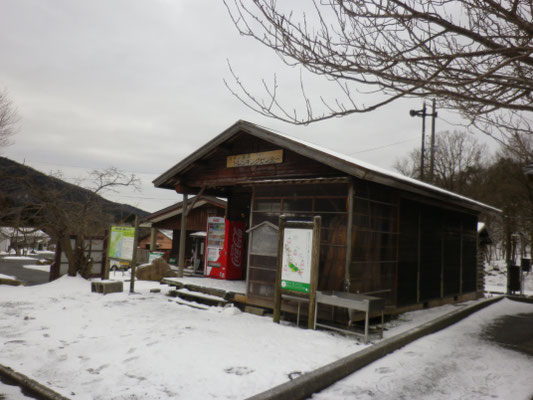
168 288 228 307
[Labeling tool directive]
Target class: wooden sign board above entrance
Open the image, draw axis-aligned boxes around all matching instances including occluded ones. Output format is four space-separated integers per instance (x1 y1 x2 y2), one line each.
226 149 283 168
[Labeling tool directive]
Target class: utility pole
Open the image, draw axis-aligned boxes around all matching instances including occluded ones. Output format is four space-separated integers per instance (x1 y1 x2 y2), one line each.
410 101 438 182
410 103 427 181
429 99 438 182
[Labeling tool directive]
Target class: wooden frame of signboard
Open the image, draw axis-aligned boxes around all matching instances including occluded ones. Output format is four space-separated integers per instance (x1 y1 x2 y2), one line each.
273 215 321 329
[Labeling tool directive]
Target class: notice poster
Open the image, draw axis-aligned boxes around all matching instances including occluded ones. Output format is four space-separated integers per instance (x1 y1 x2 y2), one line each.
108 226 135 261
281 228 313 293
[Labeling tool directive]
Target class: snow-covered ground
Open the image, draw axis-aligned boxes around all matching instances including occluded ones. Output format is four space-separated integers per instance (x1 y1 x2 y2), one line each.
313 298 533 400
0 273 491 400
0 256 532 399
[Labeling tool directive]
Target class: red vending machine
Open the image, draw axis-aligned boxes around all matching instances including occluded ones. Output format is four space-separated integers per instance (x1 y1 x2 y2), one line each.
204 217 245 280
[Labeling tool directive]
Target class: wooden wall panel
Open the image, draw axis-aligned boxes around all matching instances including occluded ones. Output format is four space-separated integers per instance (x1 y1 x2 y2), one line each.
180 133 341 188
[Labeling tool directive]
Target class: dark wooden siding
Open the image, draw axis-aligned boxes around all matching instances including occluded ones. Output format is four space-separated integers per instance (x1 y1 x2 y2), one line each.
349 181 399 304
180 133 342 188
397 199 479 306
397 203 418 305
247 183 349 303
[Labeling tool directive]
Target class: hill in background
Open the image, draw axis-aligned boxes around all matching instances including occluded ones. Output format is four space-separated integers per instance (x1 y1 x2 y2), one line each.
0 156 149 225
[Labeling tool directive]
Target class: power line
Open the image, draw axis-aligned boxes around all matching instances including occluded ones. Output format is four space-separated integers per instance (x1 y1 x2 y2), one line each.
11 156 162 177
349 137 418 155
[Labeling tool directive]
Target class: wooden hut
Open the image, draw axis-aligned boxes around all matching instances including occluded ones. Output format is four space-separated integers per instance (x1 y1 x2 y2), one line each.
153 120 499 312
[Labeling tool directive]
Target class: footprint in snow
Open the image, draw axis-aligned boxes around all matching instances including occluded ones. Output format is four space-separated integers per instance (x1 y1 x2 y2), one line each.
224 366 254 376
375 366 392 374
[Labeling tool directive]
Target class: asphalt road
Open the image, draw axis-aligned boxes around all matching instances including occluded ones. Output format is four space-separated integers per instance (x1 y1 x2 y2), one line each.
0 255 51 286
483 303 533 357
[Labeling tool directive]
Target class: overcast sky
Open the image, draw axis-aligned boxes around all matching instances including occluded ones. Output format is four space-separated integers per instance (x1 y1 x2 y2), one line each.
0 1 498 212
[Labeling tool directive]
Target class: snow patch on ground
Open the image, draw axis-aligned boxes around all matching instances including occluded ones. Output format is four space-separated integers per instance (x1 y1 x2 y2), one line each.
163 276 247 294
22 264 50 272
0 273 16 280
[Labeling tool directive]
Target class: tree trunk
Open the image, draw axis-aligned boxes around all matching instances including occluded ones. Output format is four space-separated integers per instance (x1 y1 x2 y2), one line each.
61 235 77 277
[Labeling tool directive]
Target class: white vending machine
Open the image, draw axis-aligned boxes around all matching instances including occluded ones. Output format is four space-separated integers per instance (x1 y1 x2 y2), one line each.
204 216 225 276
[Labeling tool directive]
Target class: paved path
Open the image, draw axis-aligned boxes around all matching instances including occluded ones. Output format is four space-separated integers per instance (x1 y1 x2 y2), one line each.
483 308 533 356
0 255 50 286
312 298 533 400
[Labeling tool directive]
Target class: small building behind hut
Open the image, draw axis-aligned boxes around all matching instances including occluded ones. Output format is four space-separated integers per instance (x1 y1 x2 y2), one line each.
153 120 499 313
138 229 173 251
141 196 226 265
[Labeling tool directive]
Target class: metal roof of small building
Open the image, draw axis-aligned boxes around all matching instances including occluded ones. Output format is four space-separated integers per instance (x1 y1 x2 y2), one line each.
141 196 226 225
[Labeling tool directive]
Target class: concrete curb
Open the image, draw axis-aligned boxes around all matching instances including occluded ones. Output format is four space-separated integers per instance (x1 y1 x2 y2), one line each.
247 296 504 400
0 364 70 400
507 295 533 304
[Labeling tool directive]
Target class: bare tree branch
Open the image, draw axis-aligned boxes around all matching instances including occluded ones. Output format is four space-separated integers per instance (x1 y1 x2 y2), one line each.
0 90 18 148
223 0 533 140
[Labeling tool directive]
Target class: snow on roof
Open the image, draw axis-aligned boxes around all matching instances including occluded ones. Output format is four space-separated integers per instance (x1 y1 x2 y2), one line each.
143 196 226 225
0 227 49 239
255 121 500 214
154 120 500 214
159 229 173 240
190 231 207 237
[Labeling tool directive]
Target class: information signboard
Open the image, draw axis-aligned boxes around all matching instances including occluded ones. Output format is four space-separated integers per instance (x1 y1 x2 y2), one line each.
281 228 313 293
108 226 136 261
273 216 321 329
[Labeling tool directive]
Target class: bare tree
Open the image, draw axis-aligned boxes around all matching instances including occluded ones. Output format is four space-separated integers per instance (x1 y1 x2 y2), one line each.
34 168 140 277
0 90 18 148
224 0 533 142
2 164 140 277
394 130 488 194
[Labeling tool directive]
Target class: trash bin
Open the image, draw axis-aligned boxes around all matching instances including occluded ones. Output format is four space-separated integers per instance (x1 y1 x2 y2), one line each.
521 258 531 272
509 265 521 292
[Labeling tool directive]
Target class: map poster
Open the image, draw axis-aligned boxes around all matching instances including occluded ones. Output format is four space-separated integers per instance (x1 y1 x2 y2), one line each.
281 228 313 293
108 226 136 261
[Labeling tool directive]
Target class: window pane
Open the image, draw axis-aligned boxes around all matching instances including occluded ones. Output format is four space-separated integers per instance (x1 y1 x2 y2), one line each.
254 200 281 212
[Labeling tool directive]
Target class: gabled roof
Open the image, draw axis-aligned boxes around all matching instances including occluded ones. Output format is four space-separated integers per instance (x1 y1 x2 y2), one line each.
154 120 500 214
0 227 50 239
142 196 226 225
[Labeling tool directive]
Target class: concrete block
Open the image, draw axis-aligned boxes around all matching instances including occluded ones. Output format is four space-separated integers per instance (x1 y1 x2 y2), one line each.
91 280 123 295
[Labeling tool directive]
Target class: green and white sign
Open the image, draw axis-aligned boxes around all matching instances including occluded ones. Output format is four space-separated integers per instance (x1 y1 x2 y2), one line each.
148 251 165 263
281 228 313 293
108 226 136 261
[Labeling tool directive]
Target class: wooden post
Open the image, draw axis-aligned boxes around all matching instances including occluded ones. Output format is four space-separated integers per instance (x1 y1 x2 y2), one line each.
308 216 321 329
416 210 421 304
178 193 188 278
505 218 512 295
344 182 354 291
149 227 156 251
102 229 109 280
273 216 286 323
459 220 464 294
129 216 140 294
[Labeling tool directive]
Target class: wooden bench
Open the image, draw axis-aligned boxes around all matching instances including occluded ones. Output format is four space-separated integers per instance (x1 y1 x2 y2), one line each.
314 290 385 343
